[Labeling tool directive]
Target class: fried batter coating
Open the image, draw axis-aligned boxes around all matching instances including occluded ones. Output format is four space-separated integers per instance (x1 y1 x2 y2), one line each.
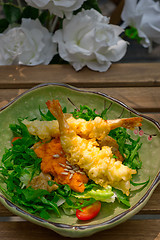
23 114 72 141
46 99 137 196
67 115 142 140
23 113 142 141
97 135 124 162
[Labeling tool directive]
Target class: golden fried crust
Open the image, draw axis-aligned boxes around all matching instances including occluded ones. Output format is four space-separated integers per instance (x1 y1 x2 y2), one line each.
46 99 137 196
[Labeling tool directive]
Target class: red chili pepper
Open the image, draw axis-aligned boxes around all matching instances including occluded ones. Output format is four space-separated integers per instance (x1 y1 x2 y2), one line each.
11 137 21 145
76 201 101 221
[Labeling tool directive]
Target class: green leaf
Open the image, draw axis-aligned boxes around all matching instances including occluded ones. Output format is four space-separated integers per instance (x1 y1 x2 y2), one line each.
71 105 100 121
2 149 13 168
49 53 68 65
109 128 142 171
10 119 31 138
39 10 50 25
57 184 71 197
22 6 39 20
39 106 67 121
131 178 150 187
100 108 108 120
0 19 9 33
39 106 56 121
22 187 49 201
9 123 23 137
0 104 144 219
40 209 50 219
48 180 54 187
40 196 60 216
3 3 21 24
113 188 130 207
73 185 115 203
65 197 96 209
125 27 142 43
75 0 102 13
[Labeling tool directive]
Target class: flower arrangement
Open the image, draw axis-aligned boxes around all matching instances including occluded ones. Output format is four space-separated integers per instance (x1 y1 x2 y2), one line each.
0 0 159 72
121 0 160 49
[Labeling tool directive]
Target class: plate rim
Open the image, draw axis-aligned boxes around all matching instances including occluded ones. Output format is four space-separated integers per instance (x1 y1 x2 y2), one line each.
0 82 160 129
0 82 160 234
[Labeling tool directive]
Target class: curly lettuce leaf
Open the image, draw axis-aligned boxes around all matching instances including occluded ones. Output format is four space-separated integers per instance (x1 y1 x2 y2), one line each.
73 185 115 203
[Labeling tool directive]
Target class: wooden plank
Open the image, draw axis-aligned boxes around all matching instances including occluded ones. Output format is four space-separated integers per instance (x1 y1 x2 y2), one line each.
0 63 160 88
0 89 25 108
141 184 160 214
143 113 160 124
0 203 14 217
110 0 124 25
0 220 160 240
0 87 160 113
154 233 160 240
86 87 160 112
0 185 160 217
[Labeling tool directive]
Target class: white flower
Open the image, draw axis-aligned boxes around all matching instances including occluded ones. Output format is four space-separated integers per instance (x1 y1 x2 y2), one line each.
0 18 57 66
121 0 160 47
25 0 87 19
52 9 127 72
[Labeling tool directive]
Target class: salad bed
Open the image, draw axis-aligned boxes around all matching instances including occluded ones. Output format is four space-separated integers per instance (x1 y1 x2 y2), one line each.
0 104 149 221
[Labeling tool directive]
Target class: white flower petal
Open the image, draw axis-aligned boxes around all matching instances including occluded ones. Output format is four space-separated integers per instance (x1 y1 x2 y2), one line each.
72 61 85 71
87 60 111 72
25 0 50 8
121 0 160 47
106 39 128 62
25 0 87 19
0 18 57 66
53 9 127 72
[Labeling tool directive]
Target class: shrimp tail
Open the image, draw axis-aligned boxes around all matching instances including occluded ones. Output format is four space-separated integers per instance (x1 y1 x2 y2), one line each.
46 100 69 132
107 117 143 131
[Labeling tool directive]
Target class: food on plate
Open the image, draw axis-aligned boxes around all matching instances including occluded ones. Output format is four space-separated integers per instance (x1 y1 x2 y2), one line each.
76 201 101 221
22 113 142 141
0 99 146 221
46 100 139 196
34 138 88 193
27 172 59 192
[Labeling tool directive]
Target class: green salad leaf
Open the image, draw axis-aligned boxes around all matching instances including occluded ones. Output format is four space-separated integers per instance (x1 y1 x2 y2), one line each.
71 105 108 120
113 188 130 208
39 106 67 121
73 185 115 203
0 104 146 219
109 127 142 170
63 197 96 210
131 177 150 187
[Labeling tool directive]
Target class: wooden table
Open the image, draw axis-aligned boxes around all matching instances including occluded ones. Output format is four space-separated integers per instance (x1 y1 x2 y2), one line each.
0 63 160 240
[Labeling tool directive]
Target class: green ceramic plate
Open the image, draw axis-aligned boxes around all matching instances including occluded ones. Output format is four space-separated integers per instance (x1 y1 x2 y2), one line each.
0 83 160 238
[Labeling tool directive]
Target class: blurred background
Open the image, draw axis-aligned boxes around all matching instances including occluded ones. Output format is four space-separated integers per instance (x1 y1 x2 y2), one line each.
0 0 160 63
98 0 160 63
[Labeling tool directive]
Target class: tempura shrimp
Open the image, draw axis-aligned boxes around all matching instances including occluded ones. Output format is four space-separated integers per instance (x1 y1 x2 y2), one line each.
67 115 142 140
22 114 72 140
23 107 142 141
46 99 137 196
97 135 124 162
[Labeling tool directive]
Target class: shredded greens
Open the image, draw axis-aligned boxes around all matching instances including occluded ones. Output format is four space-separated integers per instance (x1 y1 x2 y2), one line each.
71 105 108 120
0 104 147 220
109 128 142 170
39 106 67 121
